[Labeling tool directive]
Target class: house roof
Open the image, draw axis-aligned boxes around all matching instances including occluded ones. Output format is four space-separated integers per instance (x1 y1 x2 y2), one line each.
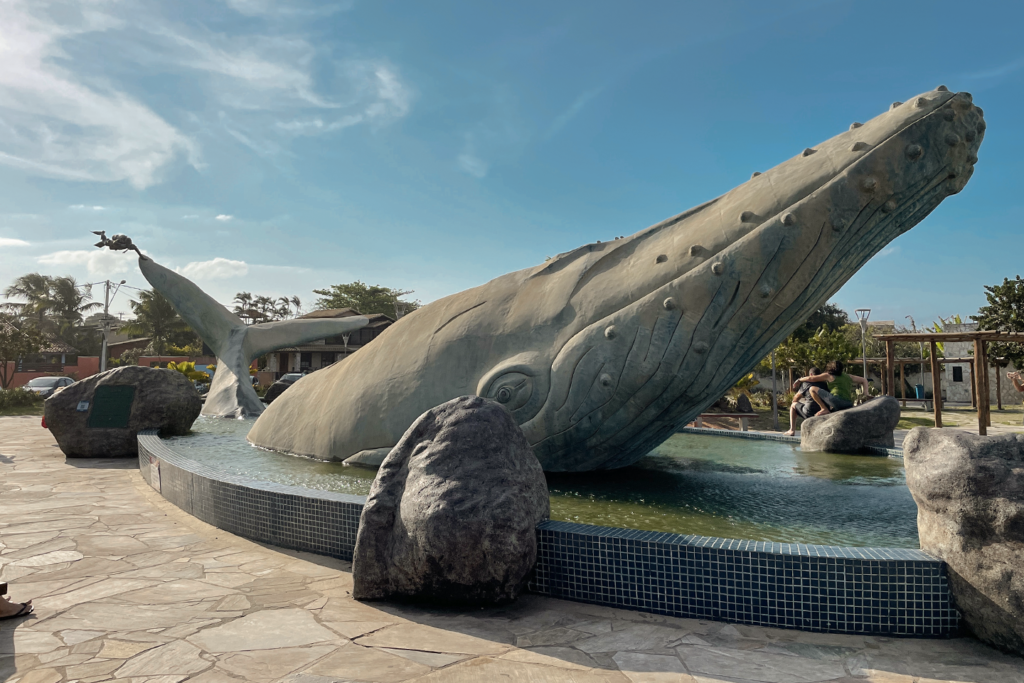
1 320 79 354
300 308 395 324
38 338 78 354
108 337 152 347
299 308 362 319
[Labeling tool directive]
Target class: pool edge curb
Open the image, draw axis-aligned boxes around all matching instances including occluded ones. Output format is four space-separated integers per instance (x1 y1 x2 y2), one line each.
138 429 960 638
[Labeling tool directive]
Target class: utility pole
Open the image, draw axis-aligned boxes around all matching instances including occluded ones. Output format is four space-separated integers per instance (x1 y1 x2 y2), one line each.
99 279 126 372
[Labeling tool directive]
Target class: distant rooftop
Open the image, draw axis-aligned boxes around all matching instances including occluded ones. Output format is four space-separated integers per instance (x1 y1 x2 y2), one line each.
300 309 395 326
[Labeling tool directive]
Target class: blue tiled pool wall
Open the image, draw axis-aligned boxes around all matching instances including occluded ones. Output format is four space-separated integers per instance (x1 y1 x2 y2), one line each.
678 427 905 458
138 431 956 636
138 433 364 560
528 522 957 637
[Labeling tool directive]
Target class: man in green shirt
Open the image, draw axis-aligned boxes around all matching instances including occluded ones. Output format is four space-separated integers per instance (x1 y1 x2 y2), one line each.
794 360 870 416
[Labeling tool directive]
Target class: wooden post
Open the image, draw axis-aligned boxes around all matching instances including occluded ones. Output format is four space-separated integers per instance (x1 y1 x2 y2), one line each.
978 348 987 428
885 341 896 397
974 339 987 436
970 359 976 408
930 341 942 428
900 362 906 407
996 362 1003 411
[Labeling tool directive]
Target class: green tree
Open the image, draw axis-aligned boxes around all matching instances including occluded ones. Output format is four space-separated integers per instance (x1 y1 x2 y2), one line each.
313 281 419 317
0 315 42 389
757 303 852 377
790 303 851 343
972 275 1024 369
48 276 101 349
120 290 193 356
2 273 54 328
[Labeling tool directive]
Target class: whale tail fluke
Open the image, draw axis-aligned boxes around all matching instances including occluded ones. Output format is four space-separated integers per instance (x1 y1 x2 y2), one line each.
137 257 244 358
135 256 368 418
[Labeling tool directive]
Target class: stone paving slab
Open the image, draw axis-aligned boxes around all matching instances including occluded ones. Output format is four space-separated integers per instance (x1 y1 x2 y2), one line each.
1 415 1022 683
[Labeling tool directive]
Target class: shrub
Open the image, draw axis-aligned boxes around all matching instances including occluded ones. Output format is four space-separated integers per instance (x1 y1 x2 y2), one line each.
0 387 44 411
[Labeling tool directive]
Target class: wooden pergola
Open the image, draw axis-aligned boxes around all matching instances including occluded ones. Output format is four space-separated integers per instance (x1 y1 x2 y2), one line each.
875 331 1024 435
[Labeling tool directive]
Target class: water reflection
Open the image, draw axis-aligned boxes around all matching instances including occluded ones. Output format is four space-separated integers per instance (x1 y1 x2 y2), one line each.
166 420 919 548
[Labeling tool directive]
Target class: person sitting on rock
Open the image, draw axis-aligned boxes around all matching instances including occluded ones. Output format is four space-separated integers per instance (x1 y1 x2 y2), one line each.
798 360 870 416
783 366 827 436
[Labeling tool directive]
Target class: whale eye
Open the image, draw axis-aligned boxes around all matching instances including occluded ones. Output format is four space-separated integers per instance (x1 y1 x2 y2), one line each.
484 372 534 412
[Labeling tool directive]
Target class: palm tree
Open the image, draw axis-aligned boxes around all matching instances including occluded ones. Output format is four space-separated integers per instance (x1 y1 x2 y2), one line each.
254 296 276 322
233 292 254 324
48 276 100 338
3 273 55 327
120 289 189 355
290 295 302 316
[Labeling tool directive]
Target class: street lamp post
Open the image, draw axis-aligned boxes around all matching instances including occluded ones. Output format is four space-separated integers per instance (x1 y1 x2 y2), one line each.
906 315 924 395
855 309 871 388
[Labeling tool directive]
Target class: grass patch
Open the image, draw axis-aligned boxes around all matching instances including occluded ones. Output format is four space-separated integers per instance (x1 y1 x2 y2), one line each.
0 387 44 417
897 416 936 430
0 404 44 417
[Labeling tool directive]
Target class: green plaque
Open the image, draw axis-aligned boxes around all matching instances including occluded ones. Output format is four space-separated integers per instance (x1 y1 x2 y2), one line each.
87 385 136 429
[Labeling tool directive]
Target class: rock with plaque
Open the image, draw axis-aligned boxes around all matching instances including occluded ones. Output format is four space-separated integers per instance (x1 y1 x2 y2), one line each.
44 366 201 458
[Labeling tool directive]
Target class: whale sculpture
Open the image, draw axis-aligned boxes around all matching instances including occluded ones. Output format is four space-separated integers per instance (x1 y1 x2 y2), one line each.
249 87 984 470
94 235 369 419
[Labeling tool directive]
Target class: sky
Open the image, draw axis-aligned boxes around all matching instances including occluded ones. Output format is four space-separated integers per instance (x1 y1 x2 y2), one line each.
0 0 1021 327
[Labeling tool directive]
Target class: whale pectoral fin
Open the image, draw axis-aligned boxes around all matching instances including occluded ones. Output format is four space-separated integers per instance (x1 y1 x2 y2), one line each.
243 317 369 360
343 447 393 469
137 257 244 357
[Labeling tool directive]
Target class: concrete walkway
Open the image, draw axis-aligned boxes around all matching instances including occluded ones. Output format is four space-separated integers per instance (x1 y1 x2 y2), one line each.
1 416 1021 683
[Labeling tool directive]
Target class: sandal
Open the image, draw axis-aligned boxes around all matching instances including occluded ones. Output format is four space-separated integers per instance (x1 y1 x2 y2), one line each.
0 602 33 620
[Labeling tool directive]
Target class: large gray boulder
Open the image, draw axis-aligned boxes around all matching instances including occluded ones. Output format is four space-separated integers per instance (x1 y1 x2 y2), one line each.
800 396 900 453
45 366 201 458
904 429 1024 656
353 395 549 605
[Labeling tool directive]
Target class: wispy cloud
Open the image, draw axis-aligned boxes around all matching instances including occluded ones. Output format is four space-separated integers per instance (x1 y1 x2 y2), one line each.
457 153 489 179
179 257 249 279
546 87 605 139
963 55 1024 84
215 214 234 221
70 205 106 211
223 0 354 18
37 249 138 276
0 0 411 188
0 237 30 247
0 1 198 189
457 133 489 178
878 246 900 258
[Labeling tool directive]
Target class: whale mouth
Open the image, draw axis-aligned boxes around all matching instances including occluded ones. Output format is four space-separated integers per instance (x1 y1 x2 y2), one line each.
520 90 984 471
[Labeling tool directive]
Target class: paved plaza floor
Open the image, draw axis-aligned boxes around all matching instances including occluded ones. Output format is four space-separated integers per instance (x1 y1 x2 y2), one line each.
0 415 1021 683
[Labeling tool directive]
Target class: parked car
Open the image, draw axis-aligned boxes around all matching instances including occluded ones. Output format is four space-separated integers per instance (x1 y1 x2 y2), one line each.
262 372 305 405
23 376 74 398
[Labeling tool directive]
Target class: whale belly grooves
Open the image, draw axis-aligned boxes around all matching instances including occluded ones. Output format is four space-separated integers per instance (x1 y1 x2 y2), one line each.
249 88 984 471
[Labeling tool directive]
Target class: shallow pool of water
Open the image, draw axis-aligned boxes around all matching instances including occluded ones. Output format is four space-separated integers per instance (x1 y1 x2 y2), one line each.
164 417 919 548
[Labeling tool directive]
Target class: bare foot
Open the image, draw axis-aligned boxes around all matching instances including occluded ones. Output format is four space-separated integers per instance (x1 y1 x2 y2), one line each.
783 429 795 436
815 408 831 416
0 595 32 620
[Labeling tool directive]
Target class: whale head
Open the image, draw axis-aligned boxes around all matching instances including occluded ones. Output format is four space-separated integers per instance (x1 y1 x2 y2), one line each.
248 87 983 471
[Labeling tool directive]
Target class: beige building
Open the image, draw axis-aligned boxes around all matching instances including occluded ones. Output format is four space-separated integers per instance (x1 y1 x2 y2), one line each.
943 322 1020 405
